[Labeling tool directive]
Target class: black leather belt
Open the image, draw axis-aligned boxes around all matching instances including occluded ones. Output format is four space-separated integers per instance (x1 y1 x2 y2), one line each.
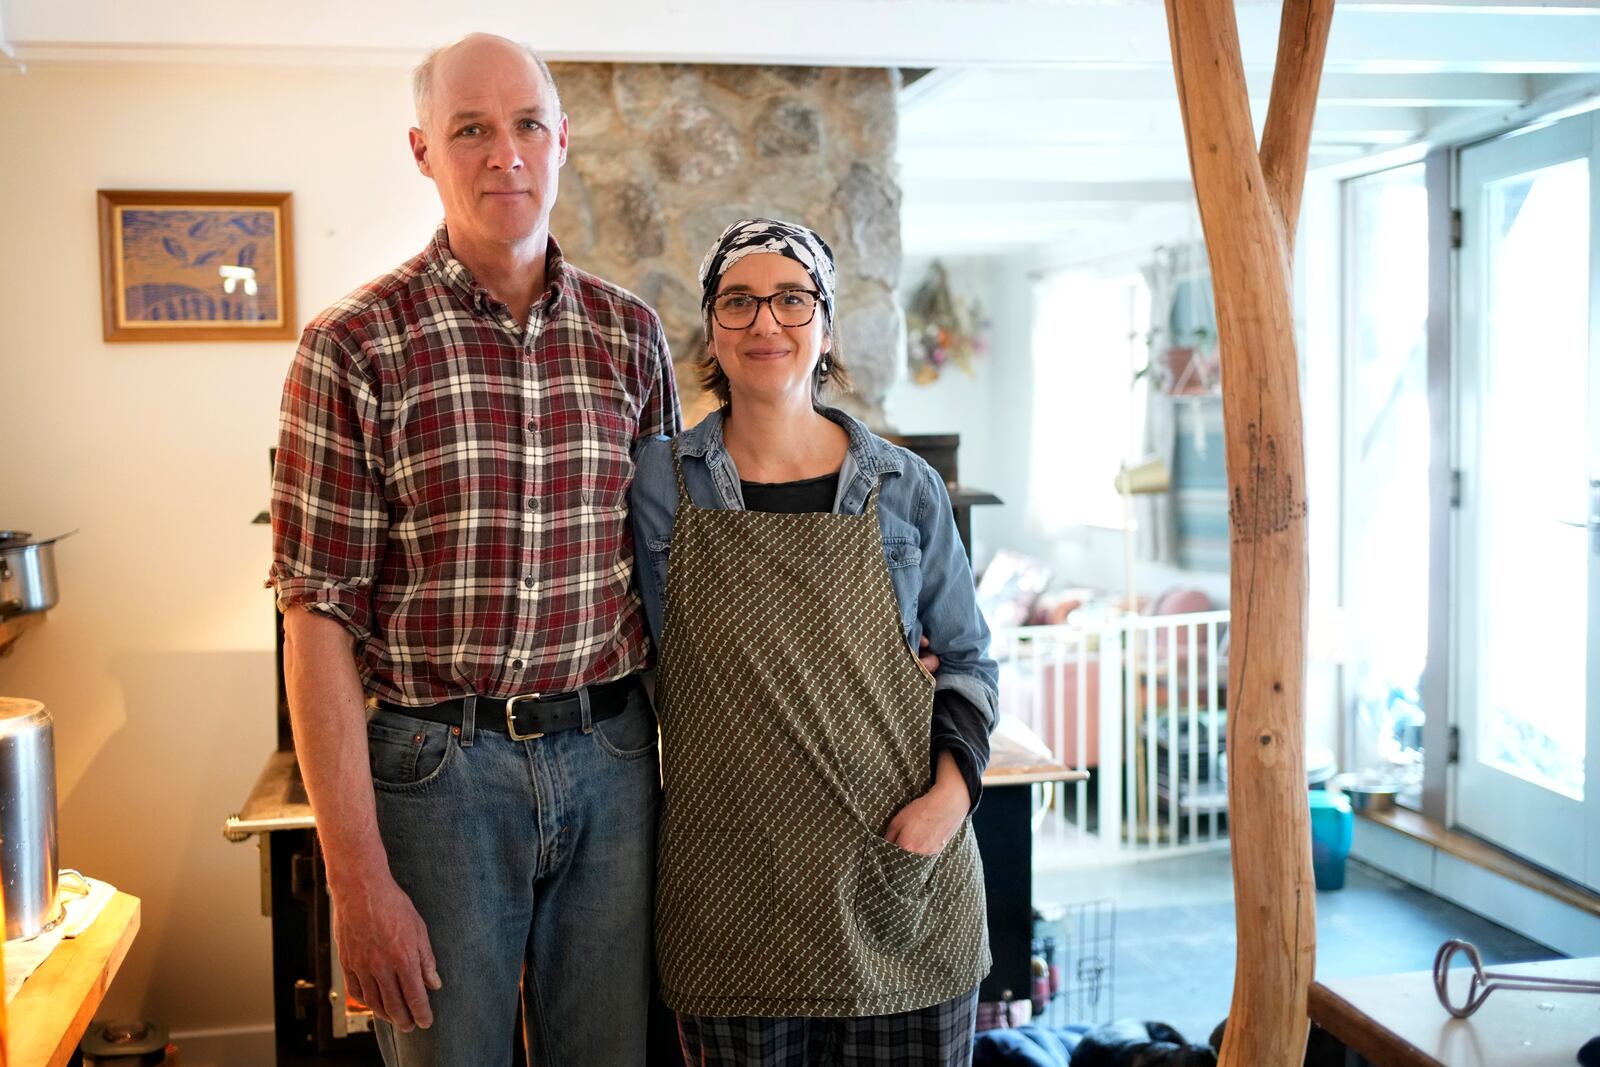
377 675 640 740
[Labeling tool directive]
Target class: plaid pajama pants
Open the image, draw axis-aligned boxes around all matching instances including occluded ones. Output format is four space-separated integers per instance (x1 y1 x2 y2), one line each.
674 988 979 1066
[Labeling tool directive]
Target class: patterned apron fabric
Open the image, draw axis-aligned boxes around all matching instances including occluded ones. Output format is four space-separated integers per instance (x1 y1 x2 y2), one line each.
654 453 990 1018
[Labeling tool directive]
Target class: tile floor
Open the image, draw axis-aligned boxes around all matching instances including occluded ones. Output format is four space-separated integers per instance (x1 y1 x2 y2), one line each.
1025 846 1562 1044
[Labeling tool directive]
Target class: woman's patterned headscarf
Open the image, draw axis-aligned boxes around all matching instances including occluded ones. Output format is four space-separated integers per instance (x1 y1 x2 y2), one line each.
697 218 837 327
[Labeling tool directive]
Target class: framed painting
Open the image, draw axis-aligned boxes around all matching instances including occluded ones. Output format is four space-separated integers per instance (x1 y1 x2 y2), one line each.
97 190 296 342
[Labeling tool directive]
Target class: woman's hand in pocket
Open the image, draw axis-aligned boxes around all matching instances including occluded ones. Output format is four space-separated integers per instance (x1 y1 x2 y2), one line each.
885 752 969 856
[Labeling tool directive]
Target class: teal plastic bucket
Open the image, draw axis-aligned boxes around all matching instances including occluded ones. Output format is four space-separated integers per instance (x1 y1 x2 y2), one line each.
1309 791 1354 890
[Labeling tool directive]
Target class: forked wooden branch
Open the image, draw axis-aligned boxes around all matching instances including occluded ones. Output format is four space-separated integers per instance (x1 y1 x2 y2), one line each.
1161 1 1333 1064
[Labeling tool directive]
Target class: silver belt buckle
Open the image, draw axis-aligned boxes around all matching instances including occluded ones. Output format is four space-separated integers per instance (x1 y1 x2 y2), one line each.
504 693 545 740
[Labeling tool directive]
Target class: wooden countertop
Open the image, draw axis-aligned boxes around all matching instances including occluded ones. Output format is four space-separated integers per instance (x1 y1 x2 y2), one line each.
9 891 141 1067
1309 956 1600 1067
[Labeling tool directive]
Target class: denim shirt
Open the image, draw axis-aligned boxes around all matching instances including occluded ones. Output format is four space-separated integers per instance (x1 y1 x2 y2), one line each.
629 405 999 726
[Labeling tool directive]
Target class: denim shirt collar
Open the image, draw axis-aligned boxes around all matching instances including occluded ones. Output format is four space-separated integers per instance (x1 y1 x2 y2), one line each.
673 405 906 513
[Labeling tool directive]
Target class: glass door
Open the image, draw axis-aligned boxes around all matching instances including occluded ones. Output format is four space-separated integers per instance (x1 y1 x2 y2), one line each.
1455 110 1600 888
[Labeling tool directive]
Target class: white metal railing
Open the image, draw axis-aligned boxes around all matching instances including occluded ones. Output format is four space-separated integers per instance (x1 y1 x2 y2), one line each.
992 610 1231 854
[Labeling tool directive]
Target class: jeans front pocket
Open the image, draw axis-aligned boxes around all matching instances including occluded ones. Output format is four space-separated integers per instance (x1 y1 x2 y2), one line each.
367 711 455 793
592 689 659 760
853 832 942 955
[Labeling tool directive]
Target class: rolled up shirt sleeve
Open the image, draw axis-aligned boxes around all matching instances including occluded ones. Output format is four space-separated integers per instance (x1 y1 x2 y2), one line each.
639 313 682 440
269 324 387 643
933 688 992 811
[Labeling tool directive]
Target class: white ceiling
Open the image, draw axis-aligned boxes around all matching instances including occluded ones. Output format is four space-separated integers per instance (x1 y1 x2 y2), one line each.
6 0 1599 257
896 4 1600 255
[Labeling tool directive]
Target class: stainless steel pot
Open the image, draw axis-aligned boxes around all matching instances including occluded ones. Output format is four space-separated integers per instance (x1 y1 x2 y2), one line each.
0 530 75 619
0 697 58 939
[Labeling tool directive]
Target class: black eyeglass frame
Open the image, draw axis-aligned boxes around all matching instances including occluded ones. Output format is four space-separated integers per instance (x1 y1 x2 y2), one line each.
710 288 825 330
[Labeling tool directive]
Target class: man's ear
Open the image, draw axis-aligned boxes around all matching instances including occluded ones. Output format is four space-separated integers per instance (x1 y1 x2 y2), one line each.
409 128 432 178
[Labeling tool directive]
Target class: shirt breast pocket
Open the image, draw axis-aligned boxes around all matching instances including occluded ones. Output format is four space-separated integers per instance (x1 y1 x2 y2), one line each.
647 536 671 594
882 536 922 635
550 406 636 511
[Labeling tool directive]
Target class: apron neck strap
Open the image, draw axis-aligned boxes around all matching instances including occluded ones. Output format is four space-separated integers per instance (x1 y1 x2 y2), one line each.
863 473 884 514
670 444 691 505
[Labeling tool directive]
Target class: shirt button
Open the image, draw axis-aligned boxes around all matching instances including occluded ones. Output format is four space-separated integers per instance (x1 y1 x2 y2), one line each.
526 497 538 511
523 576 536 589
511 659 524 670
526 419 537 433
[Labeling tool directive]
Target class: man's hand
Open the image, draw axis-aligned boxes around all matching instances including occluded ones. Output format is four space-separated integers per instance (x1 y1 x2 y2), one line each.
884 752 968 856
331 871 442 1031
282 609 441 1031
918 635 941 675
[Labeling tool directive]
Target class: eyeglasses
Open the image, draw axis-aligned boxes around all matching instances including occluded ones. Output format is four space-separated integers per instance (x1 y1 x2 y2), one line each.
711 289 822 330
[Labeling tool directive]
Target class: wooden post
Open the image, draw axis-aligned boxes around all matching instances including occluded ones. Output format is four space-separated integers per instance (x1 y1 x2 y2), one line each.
1162 1 1333 1063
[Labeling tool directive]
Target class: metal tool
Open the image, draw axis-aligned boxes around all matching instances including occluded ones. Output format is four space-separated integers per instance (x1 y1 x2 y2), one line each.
1433 939 1600 1018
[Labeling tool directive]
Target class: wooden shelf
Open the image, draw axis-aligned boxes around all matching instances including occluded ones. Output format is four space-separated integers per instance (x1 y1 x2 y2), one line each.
0 612 44 655
9 891 141 1067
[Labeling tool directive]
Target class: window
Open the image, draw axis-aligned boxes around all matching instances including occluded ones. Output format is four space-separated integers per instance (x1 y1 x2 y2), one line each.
1342 162 1430 799
1029 270 1151 533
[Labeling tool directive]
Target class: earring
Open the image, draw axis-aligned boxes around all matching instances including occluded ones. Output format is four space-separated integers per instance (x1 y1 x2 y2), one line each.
819 355 830 375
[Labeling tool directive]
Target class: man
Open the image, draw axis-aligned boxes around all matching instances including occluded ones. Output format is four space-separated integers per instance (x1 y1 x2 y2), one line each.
270 33 678 1066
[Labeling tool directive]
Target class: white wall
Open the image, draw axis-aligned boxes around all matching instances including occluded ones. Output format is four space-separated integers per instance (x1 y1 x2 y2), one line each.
891 217 1232 609
887 255 1026 574
0 61 440 1040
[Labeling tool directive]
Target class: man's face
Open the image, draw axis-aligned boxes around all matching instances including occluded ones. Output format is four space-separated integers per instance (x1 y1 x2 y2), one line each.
409 40 568 256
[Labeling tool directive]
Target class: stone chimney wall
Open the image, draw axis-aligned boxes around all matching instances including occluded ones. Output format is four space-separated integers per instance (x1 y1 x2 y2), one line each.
548 62 903 426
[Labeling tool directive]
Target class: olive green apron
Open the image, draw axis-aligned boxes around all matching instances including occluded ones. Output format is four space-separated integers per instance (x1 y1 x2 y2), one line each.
653 453 990 1018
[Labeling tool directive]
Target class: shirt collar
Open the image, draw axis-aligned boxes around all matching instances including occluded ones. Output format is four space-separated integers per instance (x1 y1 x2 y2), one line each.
675 405 905 477
424 222 568 321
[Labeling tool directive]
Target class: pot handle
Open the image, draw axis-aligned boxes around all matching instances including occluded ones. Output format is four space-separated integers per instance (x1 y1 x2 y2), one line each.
36 530 79 545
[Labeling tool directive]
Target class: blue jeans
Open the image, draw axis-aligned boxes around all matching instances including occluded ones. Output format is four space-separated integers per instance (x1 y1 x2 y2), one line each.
365 683 660 1067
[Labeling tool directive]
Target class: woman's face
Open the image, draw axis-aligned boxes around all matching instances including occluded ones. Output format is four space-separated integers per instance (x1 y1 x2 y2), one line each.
708 253 831 407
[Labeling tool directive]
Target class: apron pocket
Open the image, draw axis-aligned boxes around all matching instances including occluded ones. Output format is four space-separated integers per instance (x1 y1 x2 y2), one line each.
853 833 940 956
658 830 774 964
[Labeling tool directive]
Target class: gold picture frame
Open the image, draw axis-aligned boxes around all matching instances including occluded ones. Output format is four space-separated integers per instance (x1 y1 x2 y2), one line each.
97 190 296 342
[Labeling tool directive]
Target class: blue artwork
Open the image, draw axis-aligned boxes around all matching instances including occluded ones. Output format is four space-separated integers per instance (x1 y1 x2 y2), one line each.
116 207 282 325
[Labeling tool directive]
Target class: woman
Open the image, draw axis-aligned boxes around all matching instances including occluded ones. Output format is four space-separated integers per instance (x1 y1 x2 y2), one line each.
631 219 998 1065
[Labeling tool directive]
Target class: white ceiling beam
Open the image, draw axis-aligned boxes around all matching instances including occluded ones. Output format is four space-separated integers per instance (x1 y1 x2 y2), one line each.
911 70 1530 109
903 102 1426 140
902 218 1117 250
898 143 1364 183
903 179 1197 205
4 2 1598 71
904 202 1137 226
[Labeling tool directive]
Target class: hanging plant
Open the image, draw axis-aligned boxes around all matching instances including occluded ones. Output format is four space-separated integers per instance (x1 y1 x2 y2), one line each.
905 261 987 385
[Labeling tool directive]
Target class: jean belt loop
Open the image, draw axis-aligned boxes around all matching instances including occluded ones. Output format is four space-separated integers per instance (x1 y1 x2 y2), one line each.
459 695 477 748
579 687 594 733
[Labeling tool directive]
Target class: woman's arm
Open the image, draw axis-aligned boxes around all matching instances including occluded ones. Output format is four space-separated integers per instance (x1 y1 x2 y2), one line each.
913 464 1000 725
886 461 1002 852
628 436 679 645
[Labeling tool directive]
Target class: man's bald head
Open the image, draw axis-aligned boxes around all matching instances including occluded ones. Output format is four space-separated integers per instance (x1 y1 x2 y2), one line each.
412 33 562 132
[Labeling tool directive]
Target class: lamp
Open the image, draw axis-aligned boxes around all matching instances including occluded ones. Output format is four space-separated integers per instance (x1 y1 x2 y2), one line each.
1114 457 1172 497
